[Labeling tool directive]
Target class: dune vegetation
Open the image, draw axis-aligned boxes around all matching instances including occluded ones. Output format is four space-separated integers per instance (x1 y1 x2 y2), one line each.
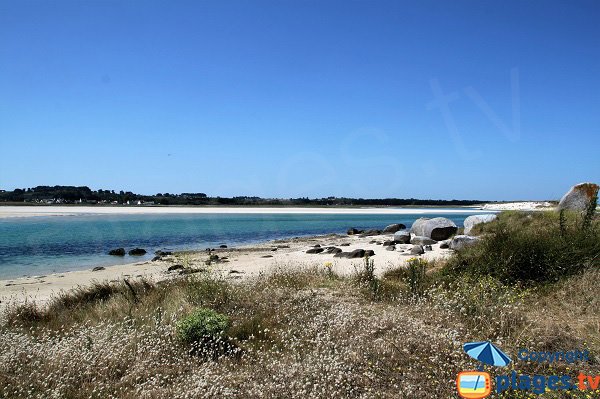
1 209 599 398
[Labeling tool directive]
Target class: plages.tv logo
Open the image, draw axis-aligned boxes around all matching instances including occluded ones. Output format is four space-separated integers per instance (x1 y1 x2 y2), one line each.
456 341 511 399
457 342 597 397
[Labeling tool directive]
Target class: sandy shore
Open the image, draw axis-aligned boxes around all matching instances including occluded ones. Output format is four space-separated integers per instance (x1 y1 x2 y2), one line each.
482 201 554 211
0 232 453 308
0 205 490 218
0 201 558 219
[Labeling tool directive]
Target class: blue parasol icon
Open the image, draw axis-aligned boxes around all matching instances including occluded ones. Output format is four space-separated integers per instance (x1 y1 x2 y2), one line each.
463 341 511 368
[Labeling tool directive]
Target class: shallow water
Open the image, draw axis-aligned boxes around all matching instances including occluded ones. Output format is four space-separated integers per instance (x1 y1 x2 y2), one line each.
0 210 490 279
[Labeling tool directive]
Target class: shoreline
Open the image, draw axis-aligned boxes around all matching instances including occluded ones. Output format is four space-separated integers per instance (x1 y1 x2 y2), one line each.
0 232 453 308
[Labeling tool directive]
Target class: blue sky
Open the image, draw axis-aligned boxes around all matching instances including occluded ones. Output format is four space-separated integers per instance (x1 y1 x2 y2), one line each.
1 0 598 200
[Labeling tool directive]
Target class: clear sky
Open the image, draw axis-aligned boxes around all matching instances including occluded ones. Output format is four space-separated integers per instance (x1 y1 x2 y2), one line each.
1 0 598 200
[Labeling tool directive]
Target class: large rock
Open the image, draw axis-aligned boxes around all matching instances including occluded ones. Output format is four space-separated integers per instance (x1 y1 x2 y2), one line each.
360 229 382 237
464 214 497 234
347 228 363 235
382 223 406 234
557 182 599 212
410 245 424 255
410 218 428 236
306 247 324 254
449 235 481 250
410 217 458 241
393 230 411 244
347 249 365 258
108 248 125 256
410 236 437 245
128 248 147 256
334 248 372 259
324 247 342 254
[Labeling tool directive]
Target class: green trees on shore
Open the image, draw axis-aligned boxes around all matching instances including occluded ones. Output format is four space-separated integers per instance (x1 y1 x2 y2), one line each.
0 185 485 206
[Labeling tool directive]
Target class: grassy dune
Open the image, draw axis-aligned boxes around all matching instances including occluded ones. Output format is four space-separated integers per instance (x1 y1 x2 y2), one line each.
1 210 599 398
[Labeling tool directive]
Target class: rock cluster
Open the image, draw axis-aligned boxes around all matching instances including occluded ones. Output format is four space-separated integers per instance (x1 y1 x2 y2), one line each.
334 249 375 259
108 247 150 256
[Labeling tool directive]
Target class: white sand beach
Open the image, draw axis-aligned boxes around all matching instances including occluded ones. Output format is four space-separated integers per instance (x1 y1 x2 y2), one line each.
0 202 559 219
0 205 489 218
482 201 554 211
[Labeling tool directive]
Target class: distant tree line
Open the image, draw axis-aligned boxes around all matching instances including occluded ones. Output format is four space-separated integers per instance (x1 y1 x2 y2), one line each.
0 185 486 206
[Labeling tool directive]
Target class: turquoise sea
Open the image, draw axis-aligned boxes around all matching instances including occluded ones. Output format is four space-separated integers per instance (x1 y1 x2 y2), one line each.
0 210 491 279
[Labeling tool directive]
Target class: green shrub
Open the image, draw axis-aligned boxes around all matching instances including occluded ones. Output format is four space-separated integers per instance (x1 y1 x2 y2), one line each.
176 308 230 344
446 210 600 285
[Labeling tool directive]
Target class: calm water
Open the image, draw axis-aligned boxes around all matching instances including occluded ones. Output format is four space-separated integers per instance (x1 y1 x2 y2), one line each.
0 210 490 279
